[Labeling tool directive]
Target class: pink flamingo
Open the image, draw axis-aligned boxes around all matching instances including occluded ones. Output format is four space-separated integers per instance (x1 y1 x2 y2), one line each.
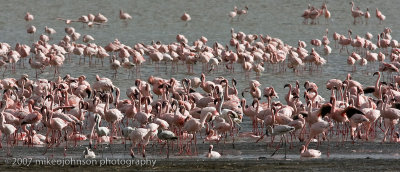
365 8 370 24
42 106 69 156
323 5 331 24
339 30 352 54
301 4 311 24
181 11 191 26
333 32 340 48
20 100 42 147
300 145 321 158
0 112 16 156
24 12 34 22
376 8 386 24
103 93 123 144
237 6 248 20
206 145 221 158
229 7 237 21
94 13 108 23
44 26 56 38
350 2 364 24
305 117 333 149
129 127 153 158
183 112 213 155
119 9 132 21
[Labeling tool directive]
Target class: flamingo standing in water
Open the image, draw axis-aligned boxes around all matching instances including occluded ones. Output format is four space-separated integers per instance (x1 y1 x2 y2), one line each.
376 8 386 24
181 11 191 26
0 112 16 156
157 128 178 159
82 147 96 159
45 26 56 39
93 115 110 149
323 4 331 24
266 125 295 159
229 7 238 21
119 9 132 21
110 56 121 78
205 145 221 159
27 25 36 40
237 6 248 20
103 93 123 144
183 112 213 155
300 145 321 158
42 106 69 156
350 2 364 24
301 4 311 24
24 12 34 22
365 8 371 24
20 100 43 146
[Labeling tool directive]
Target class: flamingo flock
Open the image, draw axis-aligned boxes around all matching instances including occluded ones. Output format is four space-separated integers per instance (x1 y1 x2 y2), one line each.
0 71 399 159
0 2 399 161
302 2 386 25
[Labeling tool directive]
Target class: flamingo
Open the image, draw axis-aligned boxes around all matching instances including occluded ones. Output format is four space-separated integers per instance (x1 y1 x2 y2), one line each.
376 8 386 24
365 8 371 24
301 4 311 24
265 125 295 159
300 145 321 158
20 100 42 146
157 128 178 159
42 106 70 156
181 12 191 25
103 93 123 143
205 145 221 159
94 115 110 148
304 118 333 149
237 6 249 20
323 5 331 24
82 35 94 43
94 13 108 23
0 112 16 156
24 12 34 21
350 2 364 24
229 7 238 21
119 9 132 20
110 56 121 78
129 127 153 158
82 147 96 159
183 112 213 155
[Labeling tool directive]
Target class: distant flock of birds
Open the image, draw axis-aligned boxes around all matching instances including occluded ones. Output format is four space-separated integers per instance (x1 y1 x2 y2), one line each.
302 1 386 25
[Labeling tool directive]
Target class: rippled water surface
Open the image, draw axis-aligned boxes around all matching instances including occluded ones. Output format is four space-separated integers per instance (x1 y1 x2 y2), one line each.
0 0 398 98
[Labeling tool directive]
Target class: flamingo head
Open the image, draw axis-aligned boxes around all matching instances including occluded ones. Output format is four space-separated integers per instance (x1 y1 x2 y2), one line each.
209 145 214 152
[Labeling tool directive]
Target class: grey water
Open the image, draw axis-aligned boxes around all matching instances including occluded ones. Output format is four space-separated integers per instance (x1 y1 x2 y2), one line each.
0 0 398 161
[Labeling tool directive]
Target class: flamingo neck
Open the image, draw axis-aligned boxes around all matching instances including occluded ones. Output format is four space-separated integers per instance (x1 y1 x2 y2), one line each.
104 95 109 113
200 113 210 128
217 96 224 114
28 103 33 113
144 98 149 114
115 90 120 107
286 85 292 101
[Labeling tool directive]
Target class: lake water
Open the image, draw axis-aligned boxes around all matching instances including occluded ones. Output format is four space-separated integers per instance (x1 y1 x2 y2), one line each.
0 0 398 165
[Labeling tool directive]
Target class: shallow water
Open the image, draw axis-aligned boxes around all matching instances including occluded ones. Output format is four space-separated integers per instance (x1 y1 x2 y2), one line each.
0 0 399 169
0 0 397 101
1 141 400 171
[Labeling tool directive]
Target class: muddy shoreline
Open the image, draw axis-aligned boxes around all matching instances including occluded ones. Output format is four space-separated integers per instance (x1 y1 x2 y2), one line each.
0 141 399 171
0 158 399 171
